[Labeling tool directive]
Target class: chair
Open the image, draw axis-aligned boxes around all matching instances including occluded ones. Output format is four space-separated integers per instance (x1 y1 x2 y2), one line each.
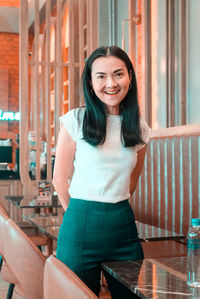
0 206 18 298
0 203 51 298
1 210 46 299
44 255 98 299
0 202 53 256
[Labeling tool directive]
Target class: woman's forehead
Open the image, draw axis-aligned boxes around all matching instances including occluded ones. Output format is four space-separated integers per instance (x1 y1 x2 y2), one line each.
91 56 127 74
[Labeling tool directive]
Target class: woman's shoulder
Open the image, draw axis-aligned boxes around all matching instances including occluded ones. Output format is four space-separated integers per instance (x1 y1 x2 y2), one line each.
59 107 85 141
60 107 85 123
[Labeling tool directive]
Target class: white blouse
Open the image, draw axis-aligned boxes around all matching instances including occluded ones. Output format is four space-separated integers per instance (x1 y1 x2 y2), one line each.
60 107 151 203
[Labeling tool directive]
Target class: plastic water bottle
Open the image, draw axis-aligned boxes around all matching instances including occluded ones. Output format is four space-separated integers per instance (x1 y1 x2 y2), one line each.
187 218 200 287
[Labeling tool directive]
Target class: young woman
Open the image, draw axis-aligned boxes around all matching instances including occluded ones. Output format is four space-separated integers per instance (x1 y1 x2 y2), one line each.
53 46 151 298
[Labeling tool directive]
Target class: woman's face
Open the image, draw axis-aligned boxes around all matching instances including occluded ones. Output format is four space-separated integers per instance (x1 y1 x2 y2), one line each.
91 55 131 115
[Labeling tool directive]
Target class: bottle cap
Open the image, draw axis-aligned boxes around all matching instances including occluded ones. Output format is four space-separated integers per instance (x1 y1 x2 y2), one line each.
191 218 200 226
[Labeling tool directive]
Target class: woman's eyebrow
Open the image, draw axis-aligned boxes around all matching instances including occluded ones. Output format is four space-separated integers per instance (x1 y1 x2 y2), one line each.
95 72 105 75
95 68 124 75
113 68 124 73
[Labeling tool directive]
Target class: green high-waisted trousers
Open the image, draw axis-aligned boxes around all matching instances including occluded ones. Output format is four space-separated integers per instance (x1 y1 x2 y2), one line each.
56 198 144 298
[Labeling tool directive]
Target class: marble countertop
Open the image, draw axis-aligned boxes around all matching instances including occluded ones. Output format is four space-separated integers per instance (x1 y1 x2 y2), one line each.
21 214 186 244
135 221 185 241
4 195 61 209
22 213 62 240
102 257 199 298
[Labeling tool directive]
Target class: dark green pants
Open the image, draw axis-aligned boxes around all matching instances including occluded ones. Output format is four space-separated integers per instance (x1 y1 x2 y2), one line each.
56 198 143 298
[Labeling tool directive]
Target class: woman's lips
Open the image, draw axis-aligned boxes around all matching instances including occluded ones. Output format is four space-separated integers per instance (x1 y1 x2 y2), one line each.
104 90 119 95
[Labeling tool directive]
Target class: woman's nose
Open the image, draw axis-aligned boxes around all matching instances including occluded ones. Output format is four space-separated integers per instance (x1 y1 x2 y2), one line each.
106 76 117 88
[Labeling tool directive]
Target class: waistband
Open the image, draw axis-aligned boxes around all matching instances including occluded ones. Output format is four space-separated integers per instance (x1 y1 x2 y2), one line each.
69 197 130 212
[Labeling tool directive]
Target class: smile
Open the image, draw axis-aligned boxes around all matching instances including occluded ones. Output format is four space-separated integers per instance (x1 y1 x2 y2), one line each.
104 90 119 95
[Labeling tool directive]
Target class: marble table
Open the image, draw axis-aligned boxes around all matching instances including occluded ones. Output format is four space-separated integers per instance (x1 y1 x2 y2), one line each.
22 213 185 244
22 213 62 241
6 196 186 242
4 195 61 209
102 257 199 298
135 221 185 242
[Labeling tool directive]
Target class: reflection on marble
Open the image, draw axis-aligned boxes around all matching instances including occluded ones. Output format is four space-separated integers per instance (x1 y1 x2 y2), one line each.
5 195 62 209
21 213 186 245
135 221 185 241
102 257 200 298
22 212 63 240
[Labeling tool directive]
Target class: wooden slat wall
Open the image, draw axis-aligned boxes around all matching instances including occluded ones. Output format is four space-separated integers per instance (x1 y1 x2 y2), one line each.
20 0 61 198
45 0 52 182
19 0 98 200
131 124 200 235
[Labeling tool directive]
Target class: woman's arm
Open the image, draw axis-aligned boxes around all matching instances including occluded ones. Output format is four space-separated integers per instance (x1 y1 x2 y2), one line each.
129 146 147 196
52 124 76 211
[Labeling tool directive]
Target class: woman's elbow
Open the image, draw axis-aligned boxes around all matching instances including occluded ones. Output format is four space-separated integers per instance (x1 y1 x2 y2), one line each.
52 176 58 191
52 175 69 191
52 175 62 191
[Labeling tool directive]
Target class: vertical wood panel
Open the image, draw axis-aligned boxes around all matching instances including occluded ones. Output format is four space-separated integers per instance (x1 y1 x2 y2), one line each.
141 0 152 125
45 0 52 182
86 0 90 55
133 128 200 235
54 0 63 144
128 0 137 66
159 139 167 229
181 137 190 235
90 0 98 51
68 0 74 109
146 142 152 223
20 0 36 198
152 140 159 227
180 0 186 125
34 0 41 182
174 138 181 233
166 138 173 231
79 0 84 74
167 0 175 126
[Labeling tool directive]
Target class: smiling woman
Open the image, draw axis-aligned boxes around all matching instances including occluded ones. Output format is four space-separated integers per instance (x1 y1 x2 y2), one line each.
53 46 151 298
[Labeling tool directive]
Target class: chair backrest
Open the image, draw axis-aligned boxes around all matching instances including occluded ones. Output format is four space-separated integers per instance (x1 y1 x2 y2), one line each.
0 202 9 218
44 255 98 299
3 217 46 299
0 207 18 285
0 205 9 255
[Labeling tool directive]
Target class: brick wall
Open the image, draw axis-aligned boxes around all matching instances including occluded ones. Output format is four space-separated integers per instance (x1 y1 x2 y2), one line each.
0 0 19 7
0 33 19 135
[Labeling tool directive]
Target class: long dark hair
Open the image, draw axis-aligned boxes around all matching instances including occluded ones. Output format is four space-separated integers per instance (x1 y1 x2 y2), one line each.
81 46 144 147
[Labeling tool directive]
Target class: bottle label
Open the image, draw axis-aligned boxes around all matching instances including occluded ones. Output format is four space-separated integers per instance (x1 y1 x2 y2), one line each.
187 239 200 249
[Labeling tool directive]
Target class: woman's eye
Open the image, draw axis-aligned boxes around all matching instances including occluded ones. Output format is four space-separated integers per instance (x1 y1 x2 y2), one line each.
115 72 123 78
97 75 105 79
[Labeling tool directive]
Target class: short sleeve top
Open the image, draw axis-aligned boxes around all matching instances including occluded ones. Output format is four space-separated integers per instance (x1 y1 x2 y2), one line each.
60 108 151 203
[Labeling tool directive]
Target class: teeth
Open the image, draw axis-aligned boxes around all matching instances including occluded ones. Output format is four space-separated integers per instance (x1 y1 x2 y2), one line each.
105 91 118 94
